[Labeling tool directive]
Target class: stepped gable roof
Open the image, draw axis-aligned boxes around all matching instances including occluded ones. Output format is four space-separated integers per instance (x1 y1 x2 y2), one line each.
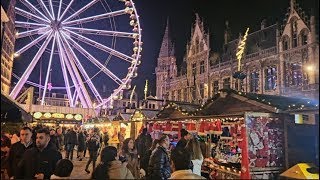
222 24 277 62
196 89 318 116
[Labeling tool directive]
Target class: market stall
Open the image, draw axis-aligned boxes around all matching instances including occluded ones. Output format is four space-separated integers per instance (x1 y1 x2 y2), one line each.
145 89 318 179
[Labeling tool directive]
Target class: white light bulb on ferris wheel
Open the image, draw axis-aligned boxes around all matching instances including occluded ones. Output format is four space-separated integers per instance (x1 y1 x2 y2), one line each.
11 0 142 109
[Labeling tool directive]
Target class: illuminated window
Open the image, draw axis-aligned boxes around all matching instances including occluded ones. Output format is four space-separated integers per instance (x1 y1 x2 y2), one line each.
265 67 277 90
285 63 303 87
250 72 259 92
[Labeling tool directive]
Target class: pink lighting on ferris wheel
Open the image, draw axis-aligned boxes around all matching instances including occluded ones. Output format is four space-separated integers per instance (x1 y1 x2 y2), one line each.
10 0 143 109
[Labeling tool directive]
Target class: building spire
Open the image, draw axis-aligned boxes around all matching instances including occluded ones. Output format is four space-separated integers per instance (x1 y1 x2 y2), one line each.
159 17 175 57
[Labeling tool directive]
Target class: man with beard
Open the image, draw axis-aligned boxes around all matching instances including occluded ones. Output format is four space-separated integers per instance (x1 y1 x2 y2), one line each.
8 127 34 179
16 128 62 179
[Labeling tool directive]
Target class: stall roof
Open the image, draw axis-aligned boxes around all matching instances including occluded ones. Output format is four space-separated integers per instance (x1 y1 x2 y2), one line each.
196 89 319 116
156 101 200 119
139 109 159 119
113 113 132 121
1 93 33 123
280 163 319 179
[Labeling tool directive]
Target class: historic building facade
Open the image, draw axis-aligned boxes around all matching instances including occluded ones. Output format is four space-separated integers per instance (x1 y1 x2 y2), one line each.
1 0 16 96
156 0 319 103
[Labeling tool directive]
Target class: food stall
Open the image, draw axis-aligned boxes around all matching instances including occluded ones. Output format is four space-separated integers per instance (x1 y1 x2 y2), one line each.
145 89 318 179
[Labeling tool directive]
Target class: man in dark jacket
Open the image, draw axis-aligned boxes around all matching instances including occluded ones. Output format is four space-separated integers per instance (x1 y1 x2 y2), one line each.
148 135 171 180
65 128 78 160
175 129 191 149
85 128 100 173
136 128 152 165
8 127 34 179
16 128 62 179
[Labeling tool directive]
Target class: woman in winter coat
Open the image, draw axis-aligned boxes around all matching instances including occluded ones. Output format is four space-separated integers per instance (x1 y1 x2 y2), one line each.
77 129 86 161
141 139 160 178
186 138 203 176
92 146 134 179
121 138 140 179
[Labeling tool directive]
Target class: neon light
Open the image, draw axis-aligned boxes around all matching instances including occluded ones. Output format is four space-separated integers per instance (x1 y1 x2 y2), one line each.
236 28 249 71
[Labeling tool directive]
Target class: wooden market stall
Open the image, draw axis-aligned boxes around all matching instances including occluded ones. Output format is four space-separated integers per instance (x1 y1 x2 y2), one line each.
144 89 318 179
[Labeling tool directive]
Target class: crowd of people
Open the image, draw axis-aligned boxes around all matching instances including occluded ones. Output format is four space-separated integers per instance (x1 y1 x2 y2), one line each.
1 124 206 179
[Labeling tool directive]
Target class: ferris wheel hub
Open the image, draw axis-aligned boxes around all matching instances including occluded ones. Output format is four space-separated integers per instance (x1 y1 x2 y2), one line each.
51 20 61 31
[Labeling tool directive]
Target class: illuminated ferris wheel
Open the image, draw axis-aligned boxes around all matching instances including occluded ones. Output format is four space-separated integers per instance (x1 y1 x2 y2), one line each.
11 0 142 109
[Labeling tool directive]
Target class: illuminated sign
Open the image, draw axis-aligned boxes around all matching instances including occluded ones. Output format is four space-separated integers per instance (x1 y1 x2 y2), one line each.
236 28 249 71
74 114 82 121
43 112 52 118
52 113 65 119
33 112 42 119
66 114 74 119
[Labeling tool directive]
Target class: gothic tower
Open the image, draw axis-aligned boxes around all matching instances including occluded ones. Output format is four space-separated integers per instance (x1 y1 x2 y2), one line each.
155 18 177 100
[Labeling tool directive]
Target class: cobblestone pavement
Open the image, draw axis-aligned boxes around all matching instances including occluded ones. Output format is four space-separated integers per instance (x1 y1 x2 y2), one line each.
60 150 100 179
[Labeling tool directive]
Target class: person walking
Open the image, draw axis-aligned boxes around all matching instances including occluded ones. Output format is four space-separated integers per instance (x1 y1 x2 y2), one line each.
92 146 134 179
8 127 34 179
16 128 62 179
135 128 152 169
121 138 140 179
147 135 171 180
77 128 86 161
141 139 160 178
65 128 78 160
85 128 100 173
169 148 205 179
56 128 64 152
186 138 204 176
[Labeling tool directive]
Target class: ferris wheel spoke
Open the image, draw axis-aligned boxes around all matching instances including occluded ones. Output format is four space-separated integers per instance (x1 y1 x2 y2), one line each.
16 26 50 39
59 34 93 108
41 32 57 105
15 7 51 24
58 0 74 21
62 32 125 86
10 31 54 99
15 21 47 29
57 35 90 108
62 9 126 26
19 0 51 22
36 0 54 20
64 26 137 38
56 35 85 107
61 0 99 23
57 0 63 21
55 35 74 107
63 29 134 63
48 0 55 20
15 30 51 56
60 32 103 104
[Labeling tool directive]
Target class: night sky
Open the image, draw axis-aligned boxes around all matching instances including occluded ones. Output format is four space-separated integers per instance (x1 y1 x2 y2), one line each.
12 0 319 101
